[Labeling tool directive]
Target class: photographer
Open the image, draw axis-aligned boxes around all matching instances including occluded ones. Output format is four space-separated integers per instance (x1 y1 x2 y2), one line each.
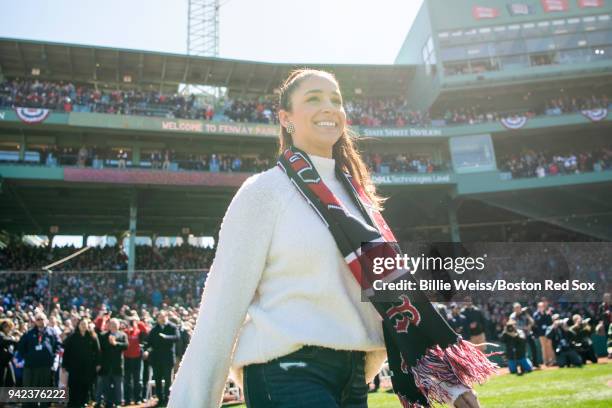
546 315 582 368
509 303 540 368
569 314 597 364
500 320 533 375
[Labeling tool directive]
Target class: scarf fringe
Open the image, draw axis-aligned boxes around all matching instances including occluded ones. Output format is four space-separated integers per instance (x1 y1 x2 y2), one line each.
398 394 426 408
411 338 499 406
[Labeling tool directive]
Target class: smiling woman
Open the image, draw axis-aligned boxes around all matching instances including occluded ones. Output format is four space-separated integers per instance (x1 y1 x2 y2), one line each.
276 69 385 211
168 69 492 408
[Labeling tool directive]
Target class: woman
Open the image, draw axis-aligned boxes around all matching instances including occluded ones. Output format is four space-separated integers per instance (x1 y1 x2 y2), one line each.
61 318 101 407
169 69 494 408
0 319 18 386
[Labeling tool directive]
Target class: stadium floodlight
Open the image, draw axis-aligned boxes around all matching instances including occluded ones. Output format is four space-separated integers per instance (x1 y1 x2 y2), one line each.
186 0 221 96
187 0 220 58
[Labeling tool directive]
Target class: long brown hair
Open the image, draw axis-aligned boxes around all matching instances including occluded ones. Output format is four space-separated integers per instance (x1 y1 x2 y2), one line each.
277 69 385 210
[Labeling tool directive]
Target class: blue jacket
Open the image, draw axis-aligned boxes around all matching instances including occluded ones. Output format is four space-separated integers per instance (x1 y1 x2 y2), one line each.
17 327 61 369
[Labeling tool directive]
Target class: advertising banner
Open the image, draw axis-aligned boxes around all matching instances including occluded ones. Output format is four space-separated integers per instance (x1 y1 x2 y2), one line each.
541 0 569 12
472 6 501 19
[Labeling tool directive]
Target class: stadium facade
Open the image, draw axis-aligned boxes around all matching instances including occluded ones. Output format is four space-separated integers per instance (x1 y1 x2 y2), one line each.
0 0 611 275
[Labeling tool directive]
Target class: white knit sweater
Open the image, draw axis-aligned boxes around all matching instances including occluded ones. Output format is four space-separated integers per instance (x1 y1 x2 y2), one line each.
168 155 468 408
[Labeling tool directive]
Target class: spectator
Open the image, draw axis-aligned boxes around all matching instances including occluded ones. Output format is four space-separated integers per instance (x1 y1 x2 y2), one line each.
140 314 153 403
123 314 146 405
61 317 101 407
117 149 128 169
461 297 487 352
17 311 61 408
0 319 18 386
145 311 178 406
594 292 611 336
151 151 162 170
77 145 88 168
447 303 469 337
98 318 128 408
162 150 171 171
532 302 555 366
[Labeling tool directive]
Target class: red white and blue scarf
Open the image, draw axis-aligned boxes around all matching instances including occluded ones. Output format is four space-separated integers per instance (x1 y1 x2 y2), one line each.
277 145 497 407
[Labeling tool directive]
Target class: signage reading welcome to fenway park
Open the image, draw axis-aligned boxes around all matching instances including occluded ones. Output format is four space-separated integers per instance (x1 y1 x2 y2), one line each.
161 119 278 137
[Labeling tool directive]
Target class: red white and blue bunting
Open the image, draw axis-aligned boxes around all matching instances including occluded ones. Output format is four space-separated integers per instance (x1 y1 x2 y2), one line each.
14 107 51 124
500 115 528 130
581 108 608 122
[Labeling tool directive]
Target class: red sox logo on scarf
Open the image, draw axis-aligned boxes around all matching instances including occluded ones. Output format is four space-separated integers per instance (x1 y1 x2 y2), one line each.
288 152 321 183
386 294 421 333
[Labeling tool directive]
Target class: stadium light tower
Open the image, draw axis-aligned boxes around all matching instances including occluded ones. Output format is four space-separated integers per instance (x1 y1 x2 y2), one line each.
186 0 221 95
187 0 220 58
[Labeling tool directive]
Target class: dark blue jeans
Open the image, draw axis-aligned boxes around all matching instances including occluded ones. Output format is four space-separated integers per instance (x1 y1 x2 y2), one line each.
244 346 368 408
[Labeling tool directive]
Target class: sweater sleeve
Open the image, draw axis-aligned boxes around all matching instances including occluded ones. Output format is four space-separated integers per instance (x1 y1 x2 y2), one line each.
168 173 279 408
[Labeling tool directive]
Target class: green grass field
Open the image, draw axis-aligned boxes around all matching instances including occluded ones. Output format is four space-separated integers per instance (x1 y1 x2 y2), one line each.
233 363 612 407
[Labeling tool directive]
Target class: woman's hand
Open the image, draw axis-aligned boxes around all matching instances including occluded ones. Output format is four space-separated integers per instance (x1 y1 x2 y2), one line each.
453 390 480 408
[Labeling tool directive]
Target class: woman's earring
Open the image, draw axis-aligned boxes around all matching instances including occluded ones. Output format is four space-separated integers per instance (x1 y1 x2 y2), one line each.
286 122 295 134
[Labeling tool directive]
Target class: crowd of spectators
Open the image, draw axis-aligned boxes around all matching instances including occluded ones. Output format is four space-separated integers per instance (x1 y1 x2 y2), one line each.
544 94 610 116
363 152 450 174
222 97 278 124
0 239 610 405
345 97 431 127
0 243 212 310
3 143 457 175
1 78 609 129
2 145 275 174
0 78 215 120
2 241 609 339
0 300 196 406
499 146 612 178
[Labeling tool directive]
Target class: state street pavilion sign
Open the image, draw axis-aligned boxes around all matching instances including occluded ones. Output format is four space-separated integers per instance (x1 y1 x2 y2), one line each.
361 127 444 137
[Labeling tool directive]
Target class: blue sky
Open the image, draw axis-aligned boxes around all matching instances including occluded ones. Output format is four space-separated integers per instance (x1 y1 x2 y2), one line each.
1 0 422 64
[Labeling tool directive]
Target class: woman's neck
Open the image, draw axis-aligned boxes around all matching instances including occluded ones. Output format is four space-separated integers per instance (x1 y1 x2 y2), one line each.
309 154 336 181
293 141 332 158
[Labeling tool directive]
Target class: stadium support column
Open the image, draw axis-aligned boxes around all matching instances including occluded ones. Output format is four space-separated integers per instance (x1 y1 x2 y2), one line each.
132 146 141 167
18 134 26 162
448 199 461 242
127 192 138 280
